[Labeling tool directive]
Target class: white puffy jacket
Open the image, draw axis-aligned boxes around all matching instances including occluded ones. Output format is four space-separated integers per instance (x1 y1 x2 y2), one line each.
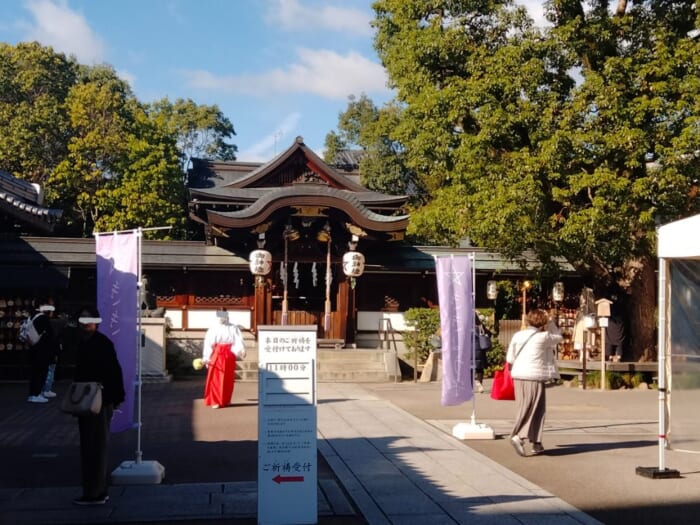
506 320 562 381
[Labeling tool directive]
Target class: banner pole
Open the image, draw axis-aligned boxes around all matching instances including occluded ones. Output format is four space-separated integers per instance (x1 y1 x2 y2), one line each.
135 227 143 464
470 253 477 425
110 226 166 485
451 253 494 440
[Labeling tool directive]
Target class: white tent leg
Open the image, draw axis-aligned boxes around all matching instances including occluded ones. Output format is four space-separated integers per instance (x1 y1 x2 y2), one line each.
636 255 679 478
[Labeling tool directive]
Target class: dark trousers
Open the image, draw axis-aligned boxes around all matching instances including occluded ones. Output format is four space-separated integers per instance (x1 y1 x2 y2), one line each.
28 350 49 396
78 404 113 499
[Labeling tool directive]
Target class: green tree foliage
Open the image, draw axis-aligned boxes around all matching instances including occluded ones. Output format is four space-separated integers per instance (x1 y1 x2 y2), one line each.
0 43 237 239
402 307 440 364
372 0 700 357
324 94 421 199
0 42 78 182
147 97 237 172
46 65 186 238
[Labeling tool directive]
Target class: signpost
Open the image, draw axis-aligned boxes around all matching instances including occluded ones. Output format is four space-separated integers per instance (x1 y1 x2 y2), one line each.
257 325 317 525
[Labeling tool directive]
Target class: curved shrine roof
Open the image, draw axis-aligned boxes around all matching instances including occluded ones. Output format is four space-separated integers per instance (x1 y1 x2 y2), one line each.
188 136 409 237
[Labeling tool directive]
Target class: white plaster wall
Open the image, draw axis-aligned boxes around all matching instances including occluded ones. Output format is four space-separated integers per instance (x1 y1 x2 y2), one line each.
357 311 410 332
165 308 251 330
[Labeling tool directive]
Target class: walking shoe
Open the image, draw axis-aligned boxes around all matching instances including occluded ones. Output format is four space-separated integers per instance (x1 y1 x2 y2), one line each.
475 381 485 394
211 404 220 409
510 435 526 457
531 443 545 456
73 495 108 506
42 391 57 398
27 395 49 403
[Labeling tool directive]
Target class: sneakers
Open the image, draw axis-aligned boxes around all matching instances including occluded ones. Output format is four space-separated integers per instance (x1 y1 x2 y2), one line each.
27 395 49 403
531 443 545 456
475 381 485 394
42 391 57 398
510 435 526 457
73 495 108 506
211 404 220 409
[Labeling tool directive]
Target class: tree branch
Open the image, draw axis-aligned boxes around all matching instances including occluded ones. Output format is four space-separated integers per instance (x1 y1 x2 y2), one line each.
616 0 628 17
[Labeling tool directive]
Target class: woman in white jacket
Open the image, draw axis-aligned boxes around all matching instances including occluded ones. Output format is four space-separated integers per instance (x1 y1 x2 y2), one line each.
506 308 562 457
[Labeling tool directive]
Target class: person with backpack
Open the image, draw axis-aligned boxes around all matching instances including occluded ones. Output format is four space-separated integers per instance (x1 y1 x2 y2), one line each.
25 303 59 404
41 303 64 399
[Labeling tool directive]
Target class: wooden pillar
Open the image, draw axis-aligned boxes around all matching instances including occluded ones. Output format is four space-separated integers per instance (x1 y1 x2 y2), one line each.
252 277 270 334
344 279 358 345
336 277 350 342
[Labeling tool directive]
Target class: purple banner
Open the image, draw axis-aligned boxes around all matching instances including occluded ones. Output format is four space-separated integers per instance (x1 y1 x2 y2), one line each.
96 232 138 433
436 256 474 406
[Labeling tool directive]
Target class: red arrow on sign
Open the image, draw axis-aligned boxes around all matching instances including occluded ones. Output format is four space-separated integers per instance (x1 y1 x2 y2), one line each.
273 474 304 484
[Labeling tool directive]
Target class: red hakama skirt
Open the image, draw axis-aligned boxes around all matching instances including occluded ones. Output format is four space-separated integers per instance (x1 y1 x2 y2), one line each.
204 343 236 407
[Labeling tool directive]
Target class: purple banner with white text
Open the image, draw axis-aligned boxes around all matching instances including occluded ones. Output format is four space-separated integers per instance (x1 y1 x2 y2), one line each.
96 233 138 433
436 256 474 406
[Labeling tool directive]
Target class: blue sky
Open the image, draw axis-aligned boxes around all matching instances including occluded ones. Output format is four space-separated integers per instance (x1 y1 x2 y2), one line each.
0 0 544 162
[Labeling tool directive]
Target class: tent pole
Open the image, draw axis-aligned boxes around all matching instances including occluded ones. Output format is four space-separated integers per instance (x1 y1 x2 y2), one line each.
657 258 667 470
635 255 678 478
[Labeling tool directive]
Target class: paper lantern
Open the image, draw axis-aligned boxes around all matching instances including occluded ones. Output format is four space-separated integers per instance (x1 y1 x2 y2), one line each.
486 280 498 300
249 249 272 276
342 251 365 277
552 282 565 302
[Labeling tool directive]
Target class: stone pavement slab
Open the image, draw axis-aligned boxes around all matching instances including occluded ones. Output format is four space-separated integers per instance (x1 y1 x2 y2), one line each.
6 378 692 525
317 383 601 525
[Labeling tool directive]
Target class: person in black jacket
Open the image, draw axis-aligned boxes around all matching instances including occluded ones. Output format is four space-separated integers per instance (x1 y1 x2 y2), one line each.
473 314 492 394
72 306 125 506
26 303 60 403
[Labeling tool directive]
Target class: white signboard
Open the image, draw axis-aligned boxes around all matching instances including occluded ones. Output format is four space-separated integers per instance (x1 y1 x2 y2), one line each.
257 325 317 525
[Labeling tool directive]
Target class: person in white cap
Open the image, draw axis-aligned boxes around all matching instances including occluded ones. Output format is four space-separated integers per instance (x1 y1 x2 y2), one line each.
26 302 58 403
202 309 246 409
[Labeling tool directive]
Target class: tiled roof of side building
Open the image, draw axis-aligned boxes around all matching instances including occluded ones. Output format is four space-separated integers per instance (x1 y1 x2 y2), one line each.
0 171 63 233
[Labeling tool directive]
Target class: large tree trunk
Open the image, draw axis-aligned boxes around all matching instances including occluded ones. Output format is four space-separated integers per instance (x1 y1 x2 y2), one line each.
624 256 657 361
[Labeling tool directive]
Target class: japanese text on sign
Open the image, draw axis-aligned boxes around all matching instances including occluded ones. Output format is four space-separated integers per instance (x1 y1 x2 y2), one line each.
261 334 313 354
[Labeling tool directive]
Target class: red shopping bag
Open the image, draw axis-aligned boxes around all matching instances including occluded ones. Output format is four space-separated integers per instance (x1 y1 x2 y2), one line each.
490 363 515 400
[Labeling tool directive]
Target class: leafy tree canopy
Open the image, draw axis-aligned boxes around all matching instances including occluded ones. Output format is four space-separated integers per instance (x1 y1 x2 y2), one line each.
372 0 700 355
147 97 237 172
0 42 238 239
0 42 77 183
324 94 422 200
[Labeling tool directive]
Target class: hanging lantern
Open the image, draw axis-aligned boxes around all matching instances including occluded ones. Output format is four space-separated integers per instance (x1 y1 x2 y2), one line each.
342 251 365 278
486 280 498 300
249 249 272 276
552 281 565 302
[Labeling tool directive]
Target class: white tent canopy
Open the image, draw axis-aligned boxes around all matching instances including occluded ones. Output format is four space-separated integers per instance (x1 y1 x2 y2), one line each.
656 214 700 473
658 214 700 259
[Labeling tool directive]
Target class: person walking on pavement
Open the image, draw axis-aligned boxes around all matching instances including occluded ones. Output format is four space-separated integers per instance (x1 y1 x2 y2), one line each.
202 309 246 409
73 306 125 506
507 308 562 457
473 314 492 394
41 302 63 399
26 303 59 403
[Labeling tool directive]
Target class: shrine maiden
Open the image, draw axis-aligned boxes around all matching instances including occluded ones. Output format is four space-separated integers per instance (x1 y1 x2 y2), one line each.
202 310 246 408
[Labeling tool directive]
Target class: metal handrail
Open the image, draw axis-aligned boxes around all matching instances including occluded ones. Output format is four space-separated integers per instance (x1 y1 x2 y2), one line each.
377 318 399 382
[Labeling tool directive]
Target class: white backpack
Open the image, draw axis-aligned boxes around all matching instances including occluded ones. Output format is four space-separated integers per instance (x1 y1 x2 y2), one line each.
18 313 43 346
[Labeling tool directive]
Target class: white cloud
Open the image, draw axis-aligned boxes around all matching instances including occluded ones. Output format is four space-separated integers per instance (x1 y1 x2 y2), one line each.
22 0 105 64
182 48 388 101
238 112 302 162
117 68 136 89
517 0 548 28
265 0 372 36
